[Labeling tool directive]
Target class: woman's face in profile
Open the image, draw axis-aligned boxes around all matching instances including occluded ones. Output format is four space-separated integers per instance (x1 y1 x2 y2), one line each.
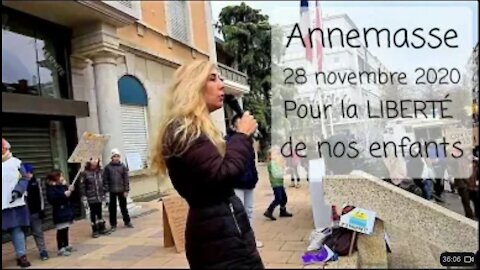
204 69 225 112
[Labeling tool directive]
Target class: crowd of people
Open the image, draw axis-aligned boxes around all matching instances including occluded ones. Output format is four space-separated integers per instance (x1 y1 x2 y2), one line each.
384 143 479 220
2 138 134 268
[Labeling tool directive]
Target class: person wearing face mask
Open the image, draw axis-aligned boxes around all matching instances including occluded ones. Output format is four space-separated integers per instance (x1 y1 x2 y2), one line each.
151 60 264 269
103 149 133 231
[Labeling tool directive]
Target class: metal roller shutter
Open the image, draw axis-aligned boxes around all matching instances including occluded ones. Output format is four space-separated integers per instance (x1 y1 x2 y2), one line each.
2 125 56 242
120 105 149 170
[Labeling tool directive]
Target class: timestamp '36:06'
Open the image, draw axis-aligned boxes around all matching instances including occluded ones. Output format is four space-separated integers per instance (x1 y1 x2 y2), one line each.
440 252 476 267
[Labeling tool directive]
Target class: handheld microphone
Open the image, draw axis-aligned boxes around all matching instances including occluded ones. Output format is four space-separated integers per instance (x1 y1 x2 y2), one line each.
224 94 244 116
224 94 262 139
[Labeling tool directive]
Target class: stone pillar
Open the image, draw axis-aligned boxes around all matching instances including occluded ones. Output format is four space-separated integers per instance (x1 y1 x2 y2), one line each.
72 21 143 220
71 55 100 137
72 22 125 162
90 51 125 163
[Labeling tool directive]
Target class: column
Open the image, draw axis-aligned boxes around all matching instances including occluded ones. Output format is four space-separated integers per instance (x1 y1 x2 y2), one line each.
71 55 100 137
91 51 125 163
92 51 144 218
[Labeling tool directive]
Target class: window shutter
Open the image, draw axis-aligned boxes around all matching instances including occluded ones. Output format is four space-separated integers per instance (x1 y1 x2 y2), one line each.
117 0 133 8
120 105 149 170
168 1 189 44
2 125 56 242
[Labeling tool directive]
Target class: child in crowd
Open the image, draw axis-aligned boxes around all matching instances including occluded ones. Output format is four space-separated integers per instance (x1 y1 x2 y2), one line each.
103 149 133 231
80 158 110 238
46 170 75 256
264 146 293 220
24 164 49 261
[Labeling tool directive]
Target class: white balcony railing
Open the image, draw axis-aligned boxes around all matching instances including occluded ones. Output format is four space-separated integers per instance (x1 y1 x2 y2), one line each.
218 63 248 86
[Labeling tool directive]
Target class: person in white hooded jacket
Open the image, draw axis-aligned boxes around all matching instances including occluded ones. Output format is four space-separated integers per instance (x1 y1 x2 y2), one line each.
2 138 31 268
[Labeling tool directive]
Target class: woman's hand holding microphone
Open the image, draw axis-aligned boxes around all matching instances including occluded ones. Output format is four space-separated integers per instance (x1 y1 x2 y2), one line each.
236 111 258 137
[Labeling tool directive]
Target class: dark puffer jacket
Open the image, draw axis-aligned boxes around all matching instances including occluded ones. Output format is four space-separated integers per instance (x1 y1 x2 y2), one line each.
80 169 106 204
46 183 74 225
103 162 129 193
26 176 44 215
165 131 264 269
225 131 259 190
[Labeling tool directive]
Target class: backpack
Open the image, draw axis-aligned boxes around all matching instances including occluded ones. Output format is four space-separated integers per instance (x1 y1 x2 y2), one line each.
323 227 357 256
324 205 358 256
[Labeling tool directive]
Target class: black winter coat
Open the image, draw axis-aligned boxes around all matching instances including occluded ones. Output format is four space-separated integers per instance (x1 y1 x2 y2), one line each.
46 183 74 225
225 131 259 190
103 162 129 193
26 176 44 215
165 131 264 269
80 169 106 204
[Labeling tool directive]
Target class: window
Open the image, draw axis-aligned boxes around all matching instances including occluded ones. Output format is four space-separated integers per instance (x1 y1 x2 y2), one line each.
330 35 343 48
167 1 190 44
117 0 133 8
118 75 149 171
2 8 68 98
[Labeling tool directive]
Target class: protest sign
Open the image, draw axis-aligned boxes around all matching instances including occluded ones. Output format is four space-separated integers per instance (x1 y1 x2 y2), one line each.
125 153 143 172
68 132 110 185
162 194 189 253
68 132 110 164
339 207 376 235
445 128 473 148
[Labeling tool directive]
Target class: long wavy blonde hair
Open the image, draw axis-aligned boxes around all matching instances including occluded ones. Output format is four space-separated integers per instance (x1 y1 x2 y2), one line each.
150 60 226 176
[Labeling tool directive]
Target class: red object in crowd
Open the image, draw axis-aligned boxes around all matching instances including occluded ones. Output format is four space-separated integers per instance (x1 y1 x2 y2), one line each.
2 138 9 150
332 205 340 221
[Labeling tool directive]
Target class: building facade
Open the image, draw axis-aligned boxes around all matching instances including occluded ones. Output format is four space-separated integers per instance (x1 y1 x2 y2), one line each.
2 1 227 235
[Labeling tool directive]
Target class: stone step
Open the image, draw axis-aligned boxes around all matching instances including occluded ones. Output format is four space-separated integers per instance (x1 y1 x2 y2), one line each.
357 218 389 269
323 252 359 269
386 224 441 268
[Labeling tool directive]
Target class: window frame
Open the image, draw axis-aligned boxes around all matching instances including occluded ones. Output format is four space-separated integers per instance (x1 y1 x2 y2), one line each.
117 75 150 170
2 7 72 100
165 1 192 46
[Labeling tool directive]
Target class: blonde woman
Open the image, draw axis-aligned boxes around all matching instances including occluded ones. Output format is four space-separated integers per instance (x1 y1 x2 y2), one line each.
151 60 264 269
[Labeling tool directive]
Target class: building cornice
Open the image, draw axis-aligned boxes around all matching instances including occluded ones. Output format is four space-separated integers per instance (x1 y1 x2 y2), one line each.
119 41 180 69
77 0 139 26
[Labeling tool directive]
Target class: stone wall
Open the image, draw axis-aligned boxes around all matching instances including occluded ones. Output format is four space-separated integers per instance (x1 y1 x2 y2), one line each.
323 170 478 252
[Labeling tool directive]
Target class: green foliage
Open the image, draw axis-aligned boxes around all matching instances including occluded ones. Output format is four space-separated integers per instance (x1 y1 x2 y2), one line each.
218 2 293 160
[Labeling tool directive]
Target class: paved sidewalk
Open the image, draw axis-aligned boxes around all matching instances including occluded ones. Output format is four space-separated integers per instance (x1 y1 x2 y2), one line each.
2 164 322 269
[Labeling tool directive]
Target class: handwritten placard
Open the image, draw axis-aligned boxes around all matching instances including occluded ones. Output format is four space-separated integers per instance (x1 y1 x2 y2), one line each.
68 132 110 164
162 194 189 253
125 153 143 172
339 207 376 235
445 128 473 148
